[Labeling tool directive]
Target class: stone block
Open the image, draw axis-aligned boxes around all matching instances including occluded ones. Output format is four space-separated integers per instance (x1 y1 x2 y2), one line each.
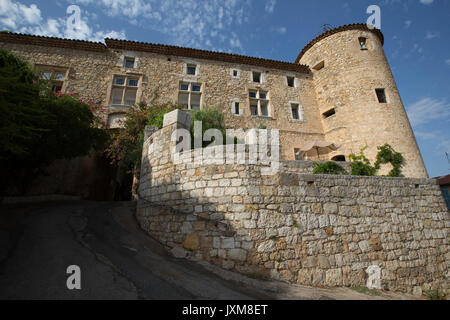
163 109 191 129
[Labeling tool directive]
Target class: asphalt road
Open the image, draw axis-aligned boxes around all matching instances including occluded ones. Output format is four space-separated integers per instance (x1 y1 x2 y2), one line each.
0 201 419 300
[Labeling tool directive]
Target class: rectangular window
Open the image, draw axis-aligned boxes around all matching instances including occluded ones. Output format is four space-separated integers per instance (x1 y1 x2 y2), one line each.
252 71 261 83
291 104 299 120
124 57 135 68
128 79 139 87
376 88 387 103
114 77 125 85
250 102 258 116
187 64 197 75
112 87 124 105
234 102 240 115
37 67 67 93
249 90 270 117
178 82 202 110
287 76 295 87
322 108 336 119
111 76 139 106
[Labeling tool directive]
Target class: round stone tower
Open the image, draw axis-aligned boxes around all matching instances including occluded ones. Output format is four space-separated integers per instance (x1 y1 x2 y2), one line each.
297 24 428 178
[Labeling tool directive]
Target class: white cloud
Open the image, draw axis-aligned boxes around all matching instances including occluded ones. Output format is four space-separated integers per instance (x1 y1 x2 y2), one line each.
265 0 276 13
69 0 252 52
272 26 286 34
0 0 126 42
425 31 439 39
407 97 450 126
404 20 412 28
0 0 42 29
446 59 450 66
420 0 433 5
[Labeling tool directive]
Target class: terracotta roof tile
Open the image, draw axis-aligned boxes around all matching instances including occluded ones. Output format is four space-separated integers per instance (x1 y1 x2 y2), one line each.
0 32 106 52
105 38 310 74
295 23 384 63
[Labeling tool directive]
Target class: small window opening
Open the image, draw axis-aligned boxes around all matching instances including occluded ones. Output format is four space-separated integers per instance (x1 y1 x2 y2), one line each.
252 71 261 83
376 88 387 103
331 155 346 162
124 57 135 68
187 64 197 75
313 61 325 71
287 76 295 87
359 37 368 50
322 108 336 119
234 102 240 115
291 104 300 120
294 148 303 160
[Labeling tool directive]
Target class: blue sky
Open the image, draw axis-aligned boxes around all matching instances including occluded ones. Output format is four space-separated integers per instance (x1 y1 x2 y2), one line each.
0 0 449 177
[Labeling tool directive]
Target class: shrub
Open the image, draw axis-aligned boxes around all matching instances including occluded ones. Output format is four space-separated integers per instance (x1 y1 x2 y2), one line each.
348 147 377 176
190 106 226 148
374 144 404 177
0 49 107 195
313 161 348 175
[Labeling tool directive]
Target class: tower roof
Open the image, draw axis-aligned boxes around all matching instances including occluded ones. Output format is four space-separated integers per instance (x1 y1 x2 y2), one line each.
295 23 384 64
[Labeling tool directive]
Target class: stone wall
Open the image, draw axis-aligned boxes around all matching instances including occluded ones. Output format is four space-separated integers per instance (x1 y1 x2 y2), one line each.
298 29 428 178
0 27 428 177
137 111 449 296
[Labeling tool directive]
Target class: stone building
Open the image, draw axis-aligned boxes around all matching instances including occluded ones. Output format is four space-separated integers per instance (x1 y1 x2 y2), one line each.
0 23 428 178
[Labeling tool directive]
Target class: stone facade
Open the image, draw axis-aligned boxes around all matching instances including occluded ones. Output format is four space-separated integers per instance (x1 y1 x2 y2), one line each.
0 23 428 178
136 110 449 296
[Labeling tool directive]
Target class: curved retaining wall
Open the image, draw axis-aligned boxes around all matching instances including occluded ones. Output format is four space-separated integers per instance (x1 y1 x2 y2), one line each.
137 113 449 296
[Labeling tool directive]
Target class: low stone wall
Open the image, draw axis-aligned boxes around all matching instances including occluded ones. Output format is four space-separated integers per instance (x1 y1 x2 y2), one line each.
137 111 449 296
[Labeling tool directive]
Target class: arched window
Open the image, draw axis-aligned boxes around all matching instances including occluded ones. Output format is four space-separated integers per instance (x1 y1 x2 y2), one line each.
331 155 346 162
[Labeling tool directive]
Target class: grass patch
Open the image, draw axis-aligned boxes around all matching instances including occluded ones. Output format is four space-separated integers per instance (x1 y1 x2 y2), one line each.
247 273 269 281
350 286 381 296
292 219 299 228
425 290 447 300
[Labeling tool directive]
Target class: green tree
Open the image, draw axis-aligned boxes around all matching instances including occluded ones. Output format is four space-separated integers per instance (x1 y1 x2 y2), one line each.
0 49 108 195
190 106 226 148
105 97 180 198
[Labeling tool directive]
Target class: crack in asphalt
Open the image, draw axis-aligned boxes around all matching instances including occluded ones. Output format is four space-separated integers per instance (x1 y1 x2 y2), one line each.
66 208 145 300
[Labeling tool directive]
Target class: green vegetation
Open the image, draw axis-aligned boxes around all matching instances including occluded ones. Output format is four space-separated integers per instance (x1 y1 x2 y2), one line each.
313 161 348 175
105 96 179 197
292 219 299 228
350 286 381 296
190 106 226 148
258 124 267 130
425 290 447 300
347 145 404 177
0 49 107 195
374 144 404 177
348 147 377 176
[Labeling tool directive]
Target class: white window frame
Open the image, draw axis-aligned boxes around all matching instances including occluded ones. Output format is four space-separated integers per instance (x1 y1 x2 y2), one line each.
230 68 241 79
118 52 139 69
231 99 243 116
110 75 140 107
249 90 270 117
250 70 265 84
124 57 136 68
184 62 200 76
178 82 202 110
286 75 298 88
289 101 304 121
35 65 68 93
